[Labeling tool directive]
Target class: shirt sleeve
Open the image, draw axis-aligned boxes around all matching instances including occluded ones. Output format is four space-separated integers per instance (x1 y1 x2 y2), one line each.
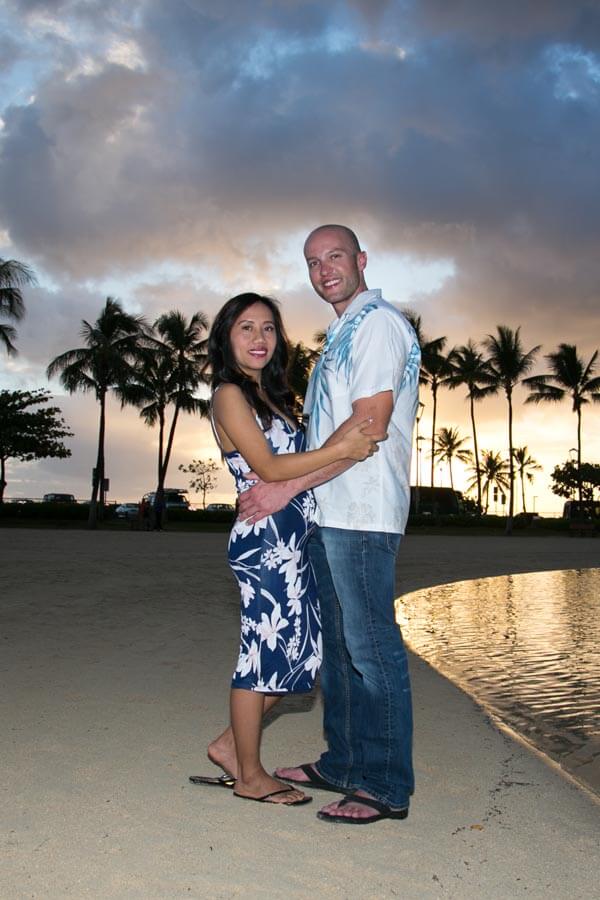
348 308 411 403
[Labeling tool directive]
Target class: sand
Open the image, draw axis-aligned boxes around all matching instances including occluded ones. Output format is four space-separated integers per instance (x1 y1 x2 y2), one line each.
2 530 599 899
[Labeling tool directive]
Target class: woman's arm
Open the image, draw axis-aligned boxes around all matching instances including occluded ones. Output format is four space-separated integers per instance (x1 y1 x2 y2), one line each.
213 384 382 482
238 390 393 522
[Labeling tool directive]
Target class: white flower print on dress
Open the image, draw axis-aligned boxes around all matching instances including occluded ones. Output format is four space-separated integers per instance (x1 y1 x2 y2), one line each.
286 577 303 617
256 602 289 651
304 632 323 679
267 416 295 452
241 615 258 636
231 515 270 543
277 533 301 586
239 580 255 609
256 672 280 691
237 639 260 678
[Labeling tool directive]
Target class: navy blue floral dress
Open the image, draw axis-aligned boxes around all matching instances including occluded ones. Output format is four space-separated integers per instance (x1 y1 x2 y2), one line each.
224 414 321 694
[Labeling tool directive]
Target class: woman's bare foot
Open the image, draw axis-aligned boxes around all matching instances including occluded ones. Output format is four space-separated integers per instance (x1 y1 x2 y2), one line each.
207 728 238 779
234 769 310 805
274 763 316 782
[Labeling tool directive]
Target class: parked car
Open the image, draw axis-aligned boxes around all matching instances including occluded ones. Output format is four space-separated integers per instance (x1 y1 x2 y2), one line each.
409 487 464 516
42 493 76 503
562 500 600 520
115 502 140 520
206 503 235 512
142 489 190 509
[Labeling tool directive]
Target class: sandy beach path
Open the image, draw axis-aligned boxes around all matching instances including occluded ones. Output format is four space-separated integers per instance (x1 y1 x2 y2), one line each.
2 530 599 899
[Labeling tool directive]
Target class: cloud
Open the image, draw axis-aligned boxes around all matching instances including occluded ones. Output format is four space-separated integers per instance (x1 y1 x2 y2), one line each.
1 0 599 506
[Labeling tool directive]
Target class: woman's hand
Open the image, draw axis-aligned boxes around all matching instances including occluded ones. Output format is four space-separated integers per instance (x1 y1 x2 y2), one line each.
339 418 387 461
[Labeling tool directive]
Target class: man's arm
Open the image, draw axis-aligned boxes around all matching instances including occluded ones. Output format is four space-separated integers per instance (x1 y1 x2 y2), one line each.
237 391 393 523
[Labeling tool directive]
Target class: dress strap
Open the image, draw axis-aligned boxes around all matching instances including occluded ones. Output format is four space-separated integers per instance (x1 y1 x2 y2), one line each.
209 385 226 454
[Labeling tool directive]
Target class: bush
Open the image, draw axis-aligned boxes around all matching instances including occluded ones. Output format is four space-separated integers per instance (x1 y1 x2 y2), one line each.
0 501 89 521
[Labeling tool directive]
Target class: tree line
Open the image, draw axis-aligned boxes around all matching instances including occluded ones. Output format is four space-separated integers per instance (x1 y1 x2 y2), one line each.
2 256 599 531
402 311 600 533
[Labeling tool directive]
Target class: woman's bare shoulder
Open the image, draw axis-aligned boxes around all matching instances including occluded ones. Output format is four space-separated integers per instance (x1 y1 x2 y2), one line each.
212 382 246 410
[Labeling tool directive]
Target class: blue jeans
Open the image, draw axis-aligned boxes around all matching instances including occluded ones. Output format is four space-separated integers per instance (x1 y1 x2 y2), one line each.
309 526 414 808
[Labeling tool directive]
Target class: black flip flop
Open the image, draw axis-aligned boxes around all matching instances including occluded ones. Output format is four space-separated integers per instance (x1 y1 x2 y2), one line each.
274 763 347 794
316 792 408 825
234 786 312 806
189 773 236 788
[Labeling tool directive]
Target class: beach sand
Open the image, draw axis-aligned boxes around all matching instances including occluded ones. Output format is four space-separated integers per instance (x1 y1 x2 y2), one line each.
2 530 599 899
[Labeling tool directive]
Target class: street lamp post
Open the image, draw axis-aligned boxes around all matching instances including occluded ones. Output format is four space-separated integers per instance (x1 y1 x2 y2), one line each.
415 402 425 514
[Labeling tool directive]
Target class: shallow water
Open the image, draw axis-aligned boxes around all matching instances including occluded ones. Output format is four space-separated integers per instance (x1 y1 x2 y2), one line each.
397 568 600 795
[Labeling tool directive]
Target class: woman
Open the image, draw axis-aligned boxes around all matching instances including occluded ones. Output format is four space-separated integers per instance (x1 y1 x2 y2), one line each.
190 292 379 806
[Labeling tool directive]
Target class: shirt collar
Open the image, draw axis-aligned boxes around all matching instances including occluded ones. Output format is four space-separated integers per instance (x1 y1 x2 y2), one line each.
327 289 382 338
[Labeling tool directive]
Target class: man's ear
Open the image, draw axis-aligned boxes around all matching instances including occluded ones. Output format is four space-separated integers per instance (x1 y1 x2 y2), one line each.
357 250 367 272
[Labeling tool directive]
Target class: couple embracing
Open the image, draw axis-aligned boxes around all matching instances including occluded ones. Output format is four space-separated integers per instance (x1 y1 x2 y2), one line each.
191 224 421 826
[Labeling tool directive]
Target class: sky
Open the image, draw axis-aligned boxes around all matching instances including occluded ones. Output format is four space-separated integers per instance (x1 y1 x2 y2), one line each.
1 0 599 512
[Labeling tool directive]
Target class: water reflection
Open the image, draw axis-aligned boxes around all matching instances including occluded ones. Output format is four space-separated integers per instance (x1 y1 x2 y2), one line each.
397 568 600 794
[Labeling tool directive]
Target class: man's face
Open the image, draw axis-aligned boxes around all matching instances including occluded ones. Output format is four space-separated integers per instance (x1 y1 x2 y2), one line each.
304 227 367 316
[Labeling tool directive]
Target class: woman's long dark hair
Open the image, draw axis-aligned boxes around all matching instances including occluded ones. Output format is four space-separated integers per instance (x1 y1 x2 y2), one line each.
207 293 296 429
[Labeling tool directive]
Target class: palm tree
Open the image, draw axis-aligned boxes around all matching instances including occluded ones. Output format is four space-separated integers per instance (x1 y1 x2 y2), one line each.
512 446 542 514
149 311 210 520
446 340 497 512
287 341 319 414
47 297 146 528
523 344 600 508
466 450 510 515
313 329 327 350
123 345 173 489
0 258 36 355
402 310 453 488
433 426 472 491
483 326 540 533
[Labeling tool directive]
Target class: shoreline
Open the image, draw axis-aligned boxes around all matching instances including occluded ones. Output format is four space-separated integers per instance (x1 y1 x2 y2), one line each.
3 530 599 899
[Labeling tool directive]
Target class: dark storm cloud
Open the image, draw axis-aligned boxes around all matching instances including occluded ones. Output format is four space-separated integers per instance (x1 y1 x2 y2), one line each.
411 0 600 49
0 0 599 359
0 34 21 71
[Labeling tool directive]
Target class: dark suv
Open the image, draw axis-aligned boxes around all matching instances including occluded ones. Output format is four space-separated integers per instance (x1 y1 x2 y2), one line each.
142 489 190 509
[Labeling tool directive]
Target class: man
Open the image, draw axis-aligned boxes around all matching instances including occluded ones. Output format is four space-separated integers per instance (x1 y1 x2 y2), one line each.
239 224 420 824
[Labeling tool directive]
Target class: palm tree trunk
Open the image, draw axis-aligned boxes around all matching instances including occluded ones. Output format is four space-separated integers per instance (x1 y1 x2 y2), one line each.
469 393 482 512
0 455 6 503
521 470 527 514
577 406 583 509
448 458 454 491
154 402 181 527
160 403 180 489
158 409 165 485
430 383 438 488
505 388 514 535
88 391 106 529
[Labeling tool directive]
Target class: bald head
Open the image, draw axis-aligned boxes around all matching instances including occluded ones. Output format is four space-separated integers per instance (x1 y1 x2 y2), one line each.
304 224 362 256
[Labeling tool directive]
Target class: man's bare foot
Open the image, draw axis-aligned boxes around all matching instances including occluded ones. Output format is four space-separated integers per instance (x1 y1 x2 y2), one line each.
273 763 348 794
234 771 310 805
207 729 238 779
317 789 408 823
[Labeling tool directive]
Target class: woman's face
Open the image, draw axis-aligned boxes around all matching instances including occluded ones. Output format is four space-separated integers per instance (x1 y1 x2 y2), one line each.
229 301 278 381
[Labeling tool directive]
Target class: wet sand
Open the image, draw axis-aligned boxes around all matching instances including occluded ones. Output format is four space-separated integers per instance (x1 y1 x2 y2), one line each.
2 530 599 899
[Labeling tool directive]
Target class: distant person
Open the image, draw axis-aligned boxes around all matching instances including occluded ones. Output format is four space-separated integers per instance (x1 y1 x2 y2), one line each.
189 292 381 807
139 498 151 531
152 494 164 531
238 226 421 824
